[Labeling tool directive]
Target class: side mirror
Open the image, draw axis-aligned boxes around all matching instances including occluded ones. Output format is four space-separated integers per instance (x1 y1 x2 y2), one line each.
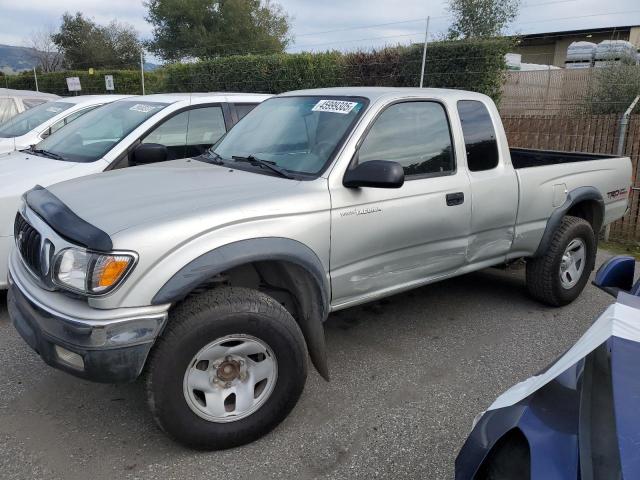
132 143 168 165
593 255 637 297
343 160 405 189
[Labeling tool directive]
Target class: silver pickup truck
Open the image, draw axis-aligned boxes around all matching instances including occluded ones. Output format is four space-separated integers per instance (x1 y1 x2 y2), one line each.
7 87 631 450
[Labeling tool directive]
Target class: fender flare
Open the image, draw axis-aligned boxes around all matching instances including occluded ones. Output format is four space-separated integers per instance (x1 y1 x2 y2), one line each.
151 237 331 379
534 186 604 258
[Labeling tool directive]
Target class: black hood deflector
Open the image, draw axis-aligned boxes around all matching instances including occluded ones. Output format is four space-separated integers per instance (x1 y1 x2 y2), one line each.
25 185 113 252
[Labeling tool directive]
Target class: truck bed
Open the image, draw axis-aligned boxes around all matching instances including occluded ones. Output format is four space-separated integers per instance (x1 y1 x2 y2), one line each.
510 148 618 169
508 149 631 259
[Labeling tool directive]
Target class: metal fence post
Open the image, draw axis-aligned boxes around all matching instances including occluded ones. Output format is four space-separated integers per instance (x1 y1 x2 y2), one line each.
140 50 146 96
419 16 430 88
33 67 39 92
605 94 640 241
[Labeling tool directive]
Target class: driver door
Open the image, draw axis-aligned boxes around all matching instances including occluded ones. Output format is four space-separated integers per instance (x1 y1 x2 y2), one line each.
329 100 471 307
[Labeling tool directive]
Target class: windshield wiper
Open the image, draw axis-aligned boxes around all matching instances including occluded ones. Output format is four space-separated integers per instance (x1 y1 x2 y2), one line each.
231 155 294 179
200 150 225 165
29 148 65 161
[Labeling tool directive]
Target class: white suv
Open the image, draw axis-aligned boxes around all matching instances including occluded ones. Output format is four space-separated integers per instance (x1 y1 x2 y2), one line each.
0 92 271 289
0 95 131 155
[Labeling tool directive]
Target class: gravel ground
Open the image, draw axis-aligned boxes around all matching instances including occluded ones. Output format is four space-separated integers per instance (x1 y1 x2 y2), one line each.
0 250 620 479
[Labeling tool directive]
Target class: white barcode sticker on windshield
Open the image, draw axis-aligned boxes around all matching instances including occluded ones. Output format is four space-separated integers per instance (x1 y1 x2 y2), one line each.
46 107 63 113
312 99 358 115
129 104 157 113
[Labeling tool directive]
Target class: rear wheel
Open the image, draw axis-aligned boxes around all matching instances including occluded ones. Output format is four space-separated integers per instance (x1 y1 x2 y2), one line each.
526 215 596 306
146 287 308 450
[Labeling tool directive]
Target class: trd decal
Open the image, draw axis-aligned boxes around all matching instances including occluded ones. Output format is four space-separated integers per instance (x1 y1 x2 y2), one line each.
607 187 628 199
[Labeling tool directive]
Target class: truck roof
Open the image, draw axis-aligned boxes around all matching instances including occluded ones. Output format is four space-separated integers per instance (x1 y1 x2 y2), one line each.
57 94 132 105
135 92 272 104
278 86 492 103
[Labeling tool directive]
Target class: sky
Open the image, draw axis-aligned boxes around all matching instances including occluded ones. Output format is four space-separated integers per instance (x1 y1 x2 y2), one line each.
0 0 639 60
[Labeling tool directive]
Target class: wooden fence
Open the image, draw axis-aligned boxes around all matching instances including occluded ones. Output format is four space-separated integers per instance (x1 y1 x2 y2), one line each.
500 69 596 116
502 113 640 242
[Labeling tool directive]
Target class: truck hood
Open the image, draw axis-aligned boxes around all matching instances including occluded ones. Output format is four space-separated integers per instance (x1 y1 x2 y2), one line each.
46 158 309 236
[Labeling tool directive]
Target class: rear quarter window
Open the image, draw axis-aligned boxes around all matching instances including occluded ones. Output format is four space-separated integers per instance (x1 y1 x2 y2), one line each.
457 100 499 172
234 103 258 121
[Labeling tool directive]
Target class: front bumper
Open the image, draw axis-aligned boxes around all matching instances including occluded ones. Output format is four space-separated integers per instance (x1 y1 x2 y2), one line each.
7 271 169 383
0 235 13 289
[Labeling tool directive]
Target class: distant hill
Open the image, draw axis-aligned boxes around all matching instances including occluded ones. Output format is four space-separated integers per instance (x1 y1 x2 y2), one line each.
0 44 39 73
0 44 159 74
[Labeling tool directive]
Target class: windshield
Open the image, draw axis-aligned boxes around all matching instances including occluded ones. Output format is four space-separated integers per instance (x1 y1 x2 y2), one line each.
33 100 169 163
213 96 367 175
0 101 73 137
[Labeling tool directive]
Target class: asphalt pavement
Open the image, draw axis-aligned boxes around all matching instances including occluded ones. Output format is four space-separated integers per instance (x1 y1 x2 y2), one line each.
0 250 620 479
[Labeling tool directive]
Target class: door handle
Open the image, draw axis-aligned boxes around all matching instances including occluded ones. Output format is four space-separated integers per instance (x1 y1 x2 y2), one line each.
446 192 465 206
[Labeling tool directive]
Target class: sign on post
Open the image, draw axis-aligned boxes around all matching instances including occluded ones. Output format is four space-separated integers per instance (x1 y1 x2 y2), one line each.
105 75 115 91
66 77 81 92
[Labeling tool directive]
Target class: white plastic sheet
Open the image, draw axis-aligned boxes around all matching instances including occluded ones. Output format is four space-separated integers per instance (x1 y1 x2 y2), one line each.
488 296 640 411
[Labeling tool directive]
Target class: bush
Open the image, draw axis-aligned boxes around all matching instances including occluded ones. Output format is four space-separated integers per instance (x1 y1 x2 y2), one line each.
587 64 640 114
4 69 163 96
3 38 512 101
163 38 512 101
162 51 345 93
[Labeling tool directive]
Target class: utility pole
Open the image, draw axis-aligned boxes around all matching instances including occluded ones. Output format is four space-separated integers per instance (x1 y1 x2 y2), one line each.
140 50 146 95
420 16 430 88
33 67 39 92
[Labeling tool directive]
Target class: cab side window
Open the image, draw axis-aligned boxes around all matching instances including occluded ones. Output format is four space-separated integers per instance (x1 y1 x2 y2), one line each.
457 100 499 172
235 103 258 121
142 106 226 160
47 106 99 137
358 101 455 177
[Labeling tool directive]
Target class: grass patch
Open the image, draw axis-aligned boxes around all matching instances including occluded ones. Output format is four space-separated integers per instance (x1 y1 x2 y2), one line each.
599 240 640 260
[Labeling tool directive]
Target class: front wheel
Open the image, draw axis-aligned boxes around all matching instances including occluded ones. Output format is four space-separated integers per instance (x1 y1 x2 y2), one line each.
146 287 308 450
526 215 596 307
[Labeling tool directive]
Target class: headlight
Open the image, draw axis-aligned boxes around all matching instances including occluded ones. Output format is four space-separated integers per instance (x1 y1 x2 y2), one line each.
54 248 136 295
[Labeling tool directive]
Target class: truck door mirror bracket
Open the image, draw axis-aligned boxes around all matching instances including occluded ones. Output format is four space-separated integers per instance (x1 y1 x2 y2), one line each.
343 160 405 189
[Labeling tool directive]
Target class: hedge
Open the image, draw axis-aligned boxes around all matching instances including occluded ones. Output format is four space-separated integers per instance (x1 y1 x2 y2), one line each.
3 69 165 96
4 38 512 101
163 39 512 101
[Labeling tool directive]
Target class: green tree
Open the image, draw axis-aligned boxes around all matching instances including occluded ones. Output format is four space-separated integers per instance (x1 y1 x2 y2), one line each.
587 64 640 114
144 0 291 61
447 0 520 39
52 12 142 69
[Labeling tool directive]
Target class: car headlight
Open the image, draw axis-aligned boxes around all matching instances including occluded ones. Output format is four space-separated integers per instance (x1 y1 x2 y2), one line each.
54 248 136 295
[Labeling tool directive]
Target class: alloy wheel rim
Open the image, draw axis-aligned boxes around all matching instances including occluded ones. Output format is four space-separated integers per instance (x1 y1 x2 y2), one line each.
559 238 586 290
183 334 277 423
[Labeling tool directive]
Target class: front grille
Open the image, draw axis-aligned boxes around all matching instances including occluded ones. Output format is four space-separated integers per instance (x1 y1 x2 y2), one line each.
14 213 43 275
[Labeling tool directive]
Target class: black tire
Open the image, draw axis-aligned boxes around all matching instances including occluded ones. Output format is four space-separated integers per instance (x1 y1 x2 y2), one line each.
476 430 530 480
146 286 308 450
526 215 596 307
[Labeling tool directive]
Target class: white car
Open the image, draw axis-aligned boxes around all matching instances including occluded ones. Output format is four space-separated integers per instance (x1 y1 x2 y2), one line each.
0 95 132 155
0 88 59 123
0 92 271 288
